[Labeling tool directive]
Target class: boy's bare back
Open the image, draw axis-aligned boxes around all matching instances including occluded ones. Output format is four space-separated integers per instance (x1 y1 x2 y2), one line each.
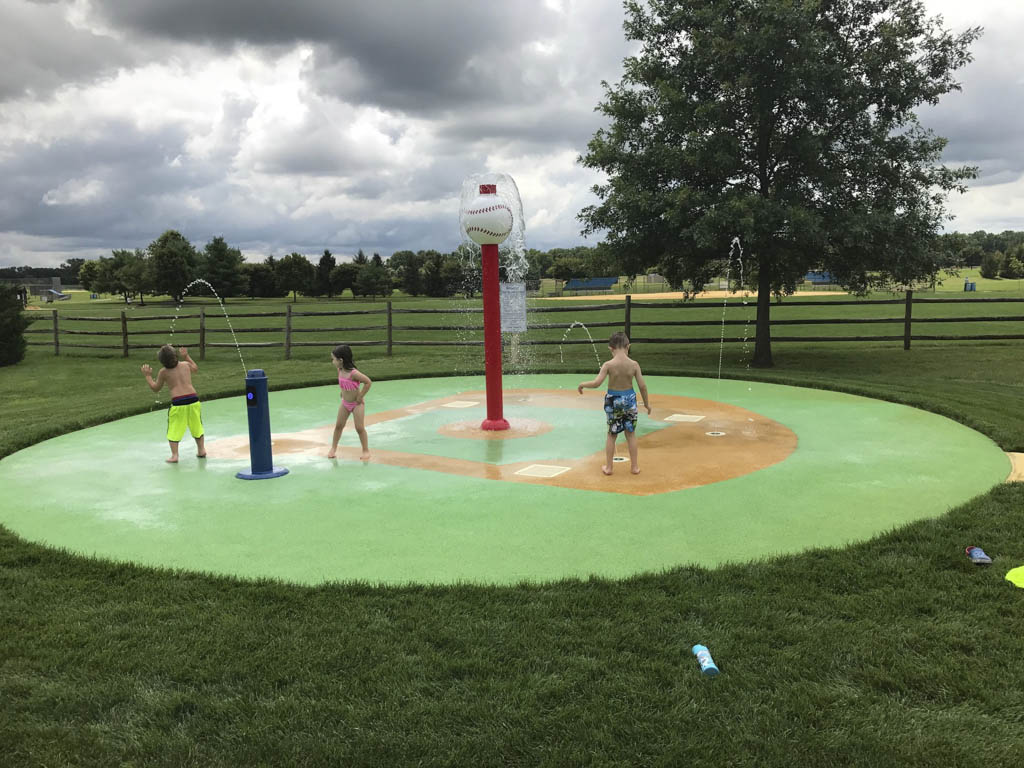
142 346 199 398
602 354 642 391
160 363 197 398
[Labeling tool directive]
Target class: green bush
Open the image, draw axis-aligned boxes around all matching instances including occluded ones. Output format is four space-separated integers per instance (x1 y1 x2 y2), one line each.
0 284 29 366
979 251 1001 279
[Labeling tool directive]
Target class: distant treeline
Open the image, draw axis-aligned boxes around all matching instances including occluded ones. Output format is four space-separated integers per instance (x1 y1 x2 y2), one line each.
1 231 618 303
6 229 1017 303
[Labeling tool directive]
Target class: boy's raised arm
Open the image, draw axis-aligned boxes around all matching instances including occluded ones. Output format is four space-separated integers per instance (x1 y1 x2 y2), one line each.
577 362 609 394
179 347 198 372
141 364 164 393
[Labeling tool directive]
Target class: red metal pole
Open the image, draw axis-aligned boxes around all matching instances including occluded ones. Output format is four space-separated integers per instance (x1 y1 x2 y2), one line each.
480 241 509 430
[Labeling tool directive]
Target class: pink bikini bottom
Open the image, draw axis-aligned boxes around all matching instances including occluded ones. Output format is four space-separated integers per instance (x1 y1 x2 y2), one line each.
341 399 358 413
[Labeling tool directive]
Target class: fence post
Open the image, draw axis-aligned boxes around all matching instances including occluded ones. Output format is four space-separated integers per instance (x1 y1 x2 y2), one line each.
386 300 393 356
624 294 632 339
903 289 913 350
199 307 206 361
52 309 59 356
285 303 292 360
120 310 129 357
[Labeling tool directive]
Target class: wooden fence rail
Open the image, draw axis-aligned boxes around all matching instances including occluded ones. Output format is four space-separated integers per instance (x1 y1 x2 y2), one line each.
23 293 1024 359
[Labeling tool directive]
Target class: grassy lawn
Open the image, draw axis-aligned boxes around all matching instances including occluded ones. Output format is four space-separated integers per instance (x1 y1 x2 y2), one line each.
3 293 1024 766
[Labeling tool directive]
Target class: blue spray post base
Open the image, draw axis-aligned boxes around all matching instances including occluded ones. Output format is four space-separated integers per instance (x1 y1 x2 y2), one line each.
236 368 288 481
236 467 290 481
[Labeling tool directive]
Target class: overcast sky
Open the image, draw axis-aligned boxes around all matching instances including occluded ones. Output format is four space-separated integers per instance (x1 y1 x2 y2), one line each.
1 0 1021 267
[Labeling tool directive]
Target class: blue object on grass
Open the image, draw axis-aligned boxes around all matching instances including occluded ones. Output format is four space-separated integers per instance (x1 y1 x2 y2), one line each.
692 644 720 676
965 546 992 565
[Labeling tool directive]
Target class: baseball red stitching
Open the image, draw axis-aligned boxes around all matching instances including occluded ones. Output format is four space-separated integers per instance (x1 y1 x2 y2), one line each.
464 203 512 239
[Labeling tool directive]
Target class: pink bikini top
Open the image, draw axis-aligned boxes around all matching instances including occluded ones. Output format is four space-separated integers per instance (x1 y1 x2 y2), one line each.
338 370 360 391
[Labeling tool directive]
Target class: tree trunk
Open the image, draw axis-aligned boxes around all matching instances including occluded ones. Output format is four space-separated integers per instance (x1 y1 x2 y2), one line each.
751 266 773 367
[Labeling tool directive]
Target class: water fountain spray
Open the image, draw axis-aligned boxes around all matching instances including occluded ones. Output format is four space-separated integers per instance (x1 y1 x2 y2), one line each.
169 279 286 479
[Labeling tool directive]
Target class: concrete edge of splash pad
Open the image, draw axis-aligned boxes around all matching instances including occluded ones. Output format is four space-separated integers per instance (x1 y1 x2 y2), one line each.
0 374 1011 586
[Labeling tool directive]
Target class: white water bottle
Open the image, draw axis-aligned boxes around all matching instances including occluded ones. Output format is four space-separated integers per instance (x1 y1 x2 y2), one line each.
692 644 720 676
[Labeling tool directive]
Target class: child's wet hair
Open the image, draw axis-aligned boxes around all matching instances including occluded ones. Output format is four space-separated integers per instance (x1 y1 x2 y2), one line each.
158 344 178 369
332 344 355 371
609 332 630 349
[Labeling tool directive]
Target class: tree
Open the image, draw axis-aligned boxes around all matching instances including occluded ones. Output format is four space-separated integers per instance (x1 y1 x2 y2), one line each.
315 249 337 297
580 0 980 366
548 255 587 283
979 252 1000 280
59 258 86 285
354 262 393 299
117 249 152 305
148 230 199 302
353 249 369 266
78 260 100 293
277 253 315 302
245 258 286 298
421 251 450 297
202 236 246 298
330 262 361 298
370 252 384 268
1000 250 1023 279
390 250 423 296
0 284 29 366
94 249 146 304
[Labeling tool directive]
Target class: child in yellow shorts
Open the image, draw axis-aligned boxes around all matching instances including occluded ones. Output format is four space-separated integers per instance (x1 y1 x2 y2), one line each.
141 345 206 463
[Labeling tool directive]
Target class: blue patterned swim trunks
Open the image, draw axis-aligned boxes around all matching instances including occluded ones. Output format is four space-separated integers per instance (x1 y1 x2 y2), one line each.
604 389 638 434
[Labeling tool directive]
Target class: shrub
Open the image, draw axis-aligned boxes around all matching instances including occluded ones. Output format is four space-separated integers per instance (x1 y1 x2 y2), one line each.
979 252 1001 279
0 285 29 366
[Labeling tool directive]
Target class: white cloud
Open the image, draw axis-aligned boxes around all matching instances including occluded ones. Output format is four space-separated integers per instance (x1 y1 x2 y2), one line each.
41 178 105 205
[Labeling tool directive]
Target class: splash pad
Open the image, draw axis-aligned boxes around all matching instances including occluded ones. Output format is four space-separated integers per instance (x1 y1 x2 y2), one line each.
0 374 1009 585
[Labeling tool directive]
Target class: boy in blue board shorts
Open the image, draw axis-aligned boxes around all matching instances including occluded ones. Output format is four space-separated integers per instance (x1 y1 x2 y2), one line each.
141 345 206 463
578 332 651 475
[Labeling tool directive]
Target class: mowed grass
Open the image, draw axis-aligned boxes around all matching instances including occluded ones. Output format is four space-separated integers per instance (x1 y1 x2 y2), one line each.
3 293 1024 766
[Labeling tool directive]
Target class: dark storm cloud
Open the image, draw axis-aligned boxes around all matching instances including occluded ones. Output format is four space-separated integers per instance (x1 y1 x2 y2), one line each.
91 0 562 113
917 22 1024 186
0 119 217 239
0 0 138 99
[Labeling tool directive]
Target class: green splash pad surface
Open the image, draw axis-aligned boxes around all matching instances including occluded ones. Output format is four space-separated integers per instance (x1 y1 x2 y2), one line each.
0 374 1008 585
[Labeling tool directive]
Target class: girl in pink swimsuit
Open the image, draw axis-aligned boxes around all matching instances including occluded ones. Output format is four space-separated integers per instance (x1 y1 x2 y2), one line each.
327 344 372 460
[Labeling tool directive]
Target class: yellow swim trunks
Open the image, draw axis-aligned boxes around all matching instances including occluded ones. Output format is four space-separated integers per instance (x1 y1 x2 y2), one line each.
167 394 204 442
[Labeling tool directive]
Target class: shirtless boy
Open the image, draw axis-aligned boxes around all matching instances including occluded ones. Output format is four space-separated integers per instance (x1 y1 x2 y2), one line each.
141 345 206 463
577 332 651 475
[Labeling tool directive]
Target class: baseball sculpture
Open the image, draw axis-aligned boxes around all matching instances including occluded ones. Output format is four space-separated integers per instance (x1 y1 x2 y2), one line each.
463 193 514 246
462 182 512 430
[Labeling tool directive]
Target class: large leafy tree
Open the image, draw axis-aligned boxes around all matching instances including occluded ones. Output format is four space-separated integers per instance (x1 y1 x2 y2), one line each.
277 253 315 302
580 0 980 366
202 236 246 298
330 262 361 298
354 262 393 299
315 249 337 297
148 230 199 302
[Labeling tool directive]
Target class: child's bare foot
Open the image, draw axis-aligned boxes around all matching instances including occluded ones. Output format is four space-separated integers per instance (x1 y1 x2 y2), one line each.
327 450 337 459
197 453 207 459
166 456 178 464
631 466 641 475
359 451 370 461
601 465 613 476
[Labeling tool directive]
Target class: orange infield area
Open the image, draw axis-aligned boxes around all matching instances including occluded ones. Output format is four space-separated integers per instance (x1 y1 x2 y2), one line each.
206 388 797 496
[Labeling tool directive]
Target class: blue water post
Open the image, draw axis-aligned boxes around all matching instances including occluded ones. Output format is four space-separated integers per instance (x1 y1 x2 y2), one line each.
236 369 289 480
